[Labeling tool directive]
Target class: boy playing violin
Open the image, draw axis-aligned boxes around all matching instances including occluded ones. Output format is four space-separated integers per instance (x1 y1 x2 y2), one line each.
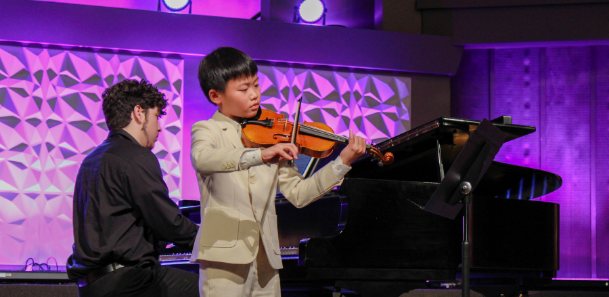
190 46 366 297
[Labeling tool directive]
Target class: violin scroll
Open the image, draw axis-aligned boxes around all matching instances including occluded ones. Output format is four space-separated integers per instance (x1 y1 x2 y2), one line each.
367 146 394 166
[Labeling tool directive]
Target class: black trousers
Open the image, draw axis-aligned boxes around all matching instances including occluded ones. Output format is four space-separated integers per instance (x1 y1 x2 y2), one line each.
77 264 198 297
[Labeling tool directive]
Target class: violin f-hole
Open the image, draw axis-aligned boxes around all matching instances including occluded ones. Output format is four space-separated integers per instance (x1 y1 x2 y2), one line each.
273 133 291 141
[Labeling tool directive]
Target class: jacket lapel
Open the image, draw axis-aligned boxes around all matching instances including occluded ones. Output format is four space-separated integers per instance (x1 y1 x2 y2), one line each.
211 111 243 149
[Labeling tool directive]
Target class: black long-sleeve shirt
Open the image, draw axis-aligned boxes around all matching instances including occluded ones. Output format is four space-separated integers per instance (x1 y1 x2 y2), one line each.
67 130 197 279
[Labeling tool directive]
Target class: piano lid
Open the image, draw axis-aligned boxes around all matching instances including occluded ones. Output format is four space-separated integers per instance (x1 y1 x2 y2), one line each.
348 116 561 200
374 117 536 153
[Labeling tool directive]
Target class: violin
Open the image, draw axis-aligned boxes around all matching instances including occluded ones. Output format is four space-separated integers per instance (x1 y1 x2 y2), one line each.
240 109 394 166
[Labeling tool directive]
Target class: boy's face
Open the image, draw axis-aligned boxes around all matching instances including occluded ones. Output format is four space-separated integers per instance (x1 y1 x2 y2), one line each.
210 75 260 120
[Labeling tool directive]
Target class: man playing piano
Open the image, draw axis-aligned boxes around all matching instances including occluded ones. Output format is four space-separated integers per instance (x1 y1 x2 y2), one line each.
67 79 199 297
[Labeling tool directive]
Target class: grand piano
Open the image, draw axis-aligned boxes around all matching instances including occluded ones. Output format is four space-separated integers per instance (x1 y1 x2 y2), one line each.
161 116 561 296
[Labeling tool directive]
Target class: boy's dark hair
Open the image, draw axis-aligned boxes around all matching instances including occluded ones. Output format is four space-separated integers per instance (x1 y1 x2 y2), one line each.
198 47 258 104
102 79 167 131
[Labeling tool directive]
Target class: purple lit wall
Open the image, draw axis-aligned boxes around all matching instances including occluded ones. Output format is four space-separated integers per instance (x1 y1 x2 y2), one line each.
258 65 411 143
0 44 185 266
0 43 411 267
0 0 449 272
453 46 609 278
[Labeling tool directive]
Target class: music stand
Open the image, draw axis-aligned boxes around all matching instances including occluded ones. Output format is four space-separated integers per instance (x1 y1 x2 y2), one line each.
423 119 509 297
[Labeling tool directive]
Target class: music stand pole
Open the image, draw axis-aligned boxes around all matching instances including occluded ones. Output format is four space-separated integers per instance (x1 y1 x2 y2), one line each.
460 181 473 297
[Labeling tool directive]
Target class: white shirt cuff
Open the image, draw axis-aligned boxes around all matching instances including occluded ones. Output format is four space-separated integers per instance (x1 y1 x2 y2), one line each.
331 157 351 176
239 149 264 169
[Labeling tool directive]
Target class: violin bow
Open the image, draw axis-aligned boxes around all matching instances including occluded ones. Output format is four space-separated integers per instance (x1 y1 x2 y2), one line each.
290 96 303 145
288 96 303 165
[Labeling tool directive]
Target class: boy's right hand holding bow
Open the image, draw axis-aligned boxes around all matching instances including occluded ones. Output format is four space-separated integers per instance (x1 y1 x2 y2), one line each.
261 143 299 164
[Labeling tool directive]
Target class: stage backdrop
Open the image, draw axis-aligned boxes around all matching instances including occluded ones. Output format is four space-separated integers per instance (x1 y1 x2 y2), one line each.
0 44 185 267
453 45 609 278
257 64 411 144
0 43 412 267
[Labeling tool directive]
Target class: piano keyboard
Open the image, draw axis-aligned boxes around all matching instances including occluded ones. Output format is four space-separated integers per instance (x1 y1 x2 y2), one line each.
160 246 300 264
159 252 192 263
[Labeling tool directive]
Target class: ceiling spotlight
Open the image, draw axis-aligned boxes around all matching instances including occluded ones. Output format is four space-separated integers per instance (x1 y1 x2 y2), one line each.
294 0 326 25
158 0 192 13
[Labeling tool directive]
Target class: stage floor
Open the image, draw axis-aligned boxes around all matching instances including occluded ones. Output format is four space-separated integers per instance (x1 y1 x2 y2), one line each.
1 274 608 297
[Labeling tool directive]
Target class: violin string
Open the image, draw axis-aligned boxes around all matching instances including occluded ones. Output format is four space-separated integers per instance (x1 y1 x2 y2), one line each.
275 119 373 150
299 125 347 143
275 119 346 142
301 125 375 150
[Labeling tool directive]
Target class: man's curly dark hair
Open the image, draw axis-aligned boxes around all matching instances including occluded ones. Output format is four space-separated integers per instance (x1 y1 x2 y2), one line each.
102 79 168 131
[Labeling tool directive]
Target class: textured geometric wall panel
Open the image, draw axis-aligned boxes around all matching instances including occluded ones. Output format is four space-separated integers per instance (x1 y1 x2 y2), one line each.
452 45 609 278
258 65 411 144
0 44 183 266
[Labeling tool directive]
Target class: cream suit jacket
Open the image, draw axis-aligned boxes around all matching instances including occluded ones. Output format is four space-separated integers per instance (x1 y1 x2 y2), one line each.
190 111 347 269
